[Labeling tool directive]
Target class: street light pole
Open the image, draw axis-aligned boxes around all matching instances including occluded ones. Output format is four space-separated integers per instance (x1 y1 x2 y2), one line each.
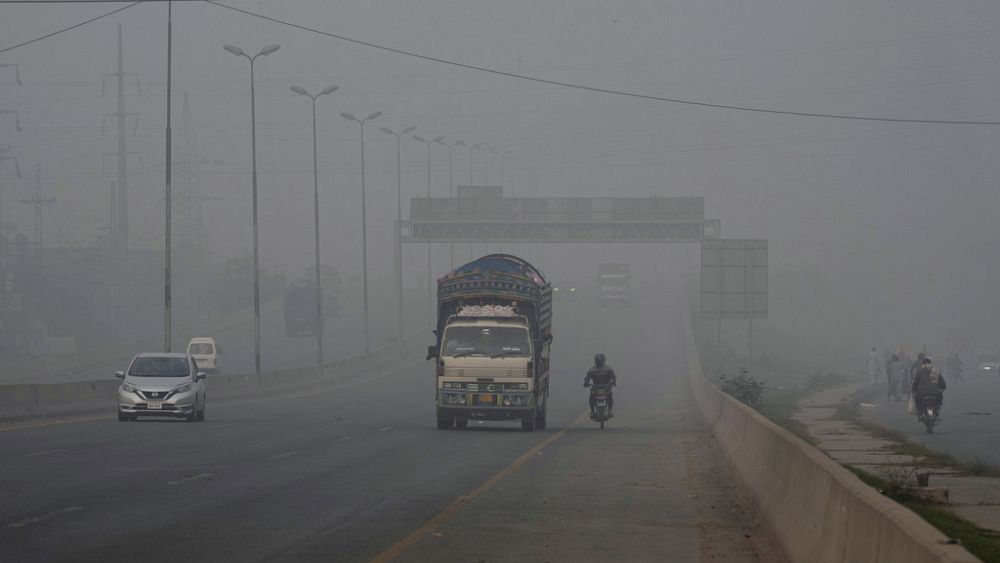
380 124 416 344
223 43 280 384
412 135 444 325
164 1 173 353
340 111 382 354
442 139 464 268
291 84 338 367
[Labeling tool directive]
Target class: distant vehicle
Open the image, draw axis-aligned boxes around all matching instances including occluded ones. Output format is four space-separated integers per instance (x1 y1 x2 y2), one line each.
427 254 553 432
552 285 578 302
187 337 221 375
284 276 337 336
116 353 206 422
977 353 1000 376
598 263 631 306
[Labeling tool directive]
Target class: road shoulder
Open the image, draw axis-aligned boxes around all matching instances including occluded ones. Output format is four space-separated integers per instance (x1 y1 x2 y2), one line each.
378 381 779 562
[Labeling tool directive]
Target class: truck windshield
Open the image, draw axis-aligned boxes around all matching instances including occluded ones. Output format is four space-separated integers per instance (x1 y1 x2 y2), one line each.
442 326 530 358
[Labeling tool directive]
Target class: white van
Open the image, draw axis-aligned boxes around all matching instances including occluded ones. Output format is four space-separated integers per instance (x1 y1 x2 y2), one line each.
187 337 222 375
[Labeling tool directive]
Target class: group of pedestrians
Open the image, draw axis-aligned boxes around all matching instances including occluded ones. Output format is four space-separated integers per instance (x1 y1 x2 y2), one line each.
868 346 960 403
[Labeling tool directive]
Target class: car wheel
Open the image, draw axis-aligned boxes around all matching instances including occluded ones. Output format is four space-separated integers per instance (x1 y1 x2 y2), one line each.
185 406 197 422
196 398 206 422
118 410 128 422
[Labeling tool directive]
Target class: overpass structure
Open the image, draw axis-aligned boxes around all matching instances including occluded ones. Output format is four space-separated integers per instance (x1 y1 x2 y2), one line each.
391 187 746 348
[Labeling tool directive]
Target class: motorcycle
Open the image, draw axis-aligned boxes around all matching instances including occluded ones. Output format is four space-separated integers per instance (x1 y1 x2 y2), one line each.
916 395 941 434
585 382 614 429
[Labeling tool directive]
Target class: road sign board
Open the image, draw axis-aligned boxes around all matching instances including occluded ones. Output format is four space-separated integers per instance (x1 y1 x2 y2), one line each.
701 239 767 320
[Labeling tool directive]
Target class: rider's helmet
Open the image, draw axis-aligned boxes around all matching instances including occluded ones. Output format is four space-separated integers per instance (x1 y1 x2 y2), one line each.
594 353 606 367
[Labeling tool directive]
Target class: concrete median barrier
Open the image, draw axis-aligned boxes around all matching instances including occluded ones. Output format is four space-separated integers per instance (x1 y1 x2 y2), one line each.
0 331 430 421
684 315 978 563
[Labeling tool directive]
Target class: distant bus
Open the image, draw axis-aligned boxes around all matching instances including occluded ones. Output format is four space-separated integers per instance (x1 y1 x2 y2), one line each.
598 263 630 307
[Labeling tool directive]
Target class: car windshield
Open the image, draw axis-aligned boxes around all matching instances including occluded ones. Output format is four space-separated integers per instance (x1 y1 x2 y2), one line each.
441 326 530 357
189 343 214 355
128 357 190 377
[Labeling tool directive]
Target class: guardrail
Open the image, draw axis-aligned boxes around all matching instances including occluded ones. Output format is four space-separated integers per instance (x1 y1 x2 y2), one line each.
0 330 431 421
0 301 266 385
683 312 978 563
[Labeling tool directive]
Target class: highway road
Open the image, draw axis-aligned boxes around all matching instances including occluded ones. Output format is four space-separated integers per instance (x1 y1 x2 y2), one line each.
857 372 1000 466
0 296 777 562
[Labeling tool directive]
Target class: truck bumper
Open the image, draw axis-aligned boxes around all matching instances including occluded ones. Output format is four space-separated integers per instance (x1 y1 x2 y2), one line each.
437 406 535 421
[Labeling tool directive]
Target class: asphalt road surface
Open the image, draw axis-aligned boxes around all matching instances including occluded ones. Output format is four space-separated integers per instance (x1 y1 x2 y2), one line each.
857 371 1000 466
0 297 778 562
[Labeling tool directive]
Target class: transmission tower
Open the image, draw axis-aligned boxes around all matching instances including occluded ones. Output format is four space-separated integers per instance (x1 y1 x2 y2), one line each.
23 164 55 251
100 23 141 259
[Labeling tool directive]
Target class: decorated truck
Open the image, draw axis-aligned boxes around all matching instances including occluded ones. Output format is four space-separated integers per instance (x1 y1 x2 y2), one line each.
426 254 553 431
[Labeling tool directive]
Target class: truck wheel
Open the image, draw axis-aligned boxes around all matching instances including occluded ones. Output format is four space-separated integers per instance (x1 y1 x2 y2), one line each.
455 419 468 430
436 417 452 430
521 416 536 432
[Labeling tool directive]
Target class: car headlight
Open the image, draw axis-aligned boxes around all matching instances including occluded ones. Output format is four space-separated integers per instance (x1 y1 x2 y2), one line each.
121 382 137 393
174 382 194 393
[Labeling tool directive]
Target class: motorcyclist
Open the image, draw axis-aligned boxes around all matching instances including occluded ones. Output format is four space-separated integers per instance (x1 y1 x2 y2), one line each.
584 353 617 418
911 357 946 415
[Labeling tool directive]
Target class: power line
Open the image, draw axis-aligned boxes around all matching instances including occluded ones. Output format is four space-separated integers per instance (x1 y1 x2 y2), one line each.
204 0 1000 126
0 1 142 56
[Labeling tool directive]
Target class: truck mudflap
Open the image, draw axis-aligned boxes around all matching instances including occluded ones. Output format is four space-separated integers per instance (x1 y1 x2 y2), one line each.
436 405 535 422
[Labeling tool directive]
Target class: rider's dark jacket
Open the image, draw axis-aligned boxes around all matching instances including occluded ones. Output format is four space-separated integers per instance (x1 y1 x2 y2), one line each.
584 365 617 387
912 365 946 397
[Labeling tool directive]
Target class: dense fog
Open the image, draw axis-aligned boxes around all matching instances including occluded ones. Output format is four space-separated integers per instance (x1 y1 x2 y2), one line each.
1 0 998 372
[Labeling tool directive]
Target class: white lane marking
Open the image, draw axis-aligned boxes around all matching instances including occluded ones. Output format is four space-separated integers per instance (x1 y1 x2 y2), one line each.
5 506 83 529
167 473 214 486
24 449 67 458
333 436 353 443
206 423 229 429
266 451 298 461
378 426 394 432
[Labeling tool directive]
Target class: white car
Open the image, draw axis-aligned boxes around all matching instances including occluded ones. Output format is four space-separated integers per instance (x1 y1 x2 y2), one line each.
187 337 222 375
116 353 207 422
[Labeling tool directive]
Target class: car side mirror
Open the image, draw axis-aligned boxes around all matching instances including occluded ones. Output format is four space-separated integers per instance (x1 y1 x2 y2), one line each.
195 372 207 381
115 370 125 379
426 345 439 361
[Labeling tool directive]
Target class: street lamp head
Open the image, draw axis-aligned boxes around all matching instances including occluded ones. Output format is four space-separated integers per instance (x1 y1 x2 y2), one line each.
320 85 339 96
412 135 427 143
259 44 281 56
340 112 357 122
366 111 382 121
402 124 417 135
290 85 308 96
223 44 244 56
432 136 445 143
380 127 396 135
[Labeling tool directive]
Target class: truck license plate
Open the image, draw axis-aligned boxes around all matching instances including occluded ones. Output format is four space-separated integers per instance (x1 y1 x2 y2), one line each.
147 401 163 410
